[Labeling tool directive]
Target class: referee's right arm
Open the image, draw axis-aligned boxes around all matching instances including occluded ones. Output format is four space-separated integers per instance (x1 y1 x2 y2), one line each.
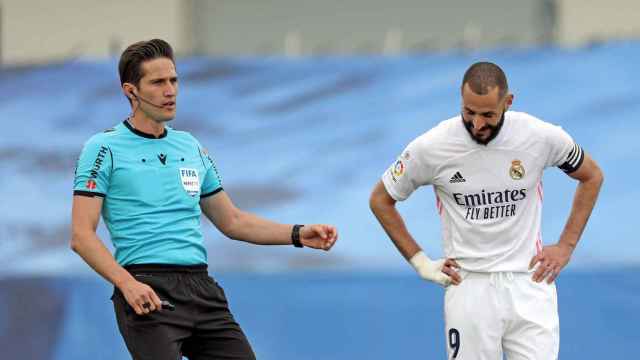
71 195 162 315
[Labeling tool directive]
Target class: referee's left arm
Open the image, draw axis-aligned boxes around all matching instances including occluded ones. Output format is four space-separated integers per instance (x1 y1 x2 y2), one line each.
200 191 337 250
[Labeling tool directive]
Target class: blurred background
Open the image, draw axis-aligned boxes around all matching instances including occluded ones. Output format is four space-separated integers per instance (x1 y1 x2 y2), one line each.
0 0 638 359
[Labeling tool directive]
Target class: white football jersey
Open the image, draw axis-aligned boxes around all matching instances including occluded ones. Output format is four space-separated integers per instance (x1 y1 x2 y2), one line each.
382 111 584 272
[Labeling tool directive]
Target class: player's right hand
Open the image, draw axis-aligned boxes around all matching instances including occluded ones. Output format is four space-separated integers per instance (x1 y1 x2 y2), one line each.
410 251 462 286
118 278 163 315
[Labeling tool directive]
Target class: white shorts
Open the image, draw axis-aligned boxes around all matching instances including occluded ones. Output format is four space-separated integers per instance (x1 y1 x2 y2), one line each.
444 271 559 360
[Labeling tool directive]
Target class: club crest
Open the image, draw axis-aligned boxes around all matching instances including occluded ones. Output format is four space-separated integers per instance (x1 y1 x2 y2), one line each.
509 160 525 180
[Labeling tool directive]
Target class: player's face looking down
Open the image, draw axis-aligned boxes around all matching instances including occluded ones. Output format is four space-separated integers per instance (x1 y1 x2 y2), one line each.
126 57 178 124
461 83 513 145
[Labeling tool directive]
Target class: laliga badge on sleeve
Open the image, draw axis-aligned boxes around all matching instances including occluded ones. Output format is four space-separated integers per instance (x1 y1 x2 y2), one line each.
390 159 405 182
179 168 200 197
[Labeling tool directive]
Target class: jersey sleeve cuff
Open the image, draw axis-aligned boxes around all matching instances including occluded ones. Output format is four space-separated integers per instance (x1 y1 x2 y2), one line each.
200 187 223 199
558 144 585 174
73 190 106 198
382 177 407 202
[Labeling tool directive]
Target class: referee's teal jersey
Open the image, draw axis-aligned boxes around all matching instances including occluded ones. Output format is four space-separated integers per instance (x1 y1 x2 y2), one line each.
73 120 222 265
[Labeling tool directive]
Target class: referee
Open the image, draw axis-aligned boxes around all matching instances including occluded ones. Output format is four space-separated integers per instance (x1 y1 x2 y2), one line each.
71 39 338 360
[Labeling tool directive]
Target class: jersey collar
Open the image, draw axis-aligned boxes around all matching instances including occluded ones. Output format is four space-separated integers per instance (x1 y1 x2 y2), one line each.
123 119 168 139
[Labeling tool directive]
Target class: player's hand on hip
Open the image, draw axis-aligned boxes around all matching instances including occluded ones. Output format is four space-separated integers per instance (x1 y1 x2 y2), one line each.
119 278 163 315
300 224 338 251
410 251 462 286
529 243 573 284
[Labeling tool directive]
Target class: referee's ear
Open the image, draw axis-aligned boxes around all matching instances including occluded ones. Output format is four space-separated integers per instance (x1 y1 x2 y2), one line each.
122 83 136 105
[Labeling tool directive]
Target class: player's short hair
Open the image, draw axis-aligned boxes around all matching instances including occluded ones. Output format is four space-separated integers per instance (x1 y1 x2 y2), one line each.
118 39 175 86
461 62 509 98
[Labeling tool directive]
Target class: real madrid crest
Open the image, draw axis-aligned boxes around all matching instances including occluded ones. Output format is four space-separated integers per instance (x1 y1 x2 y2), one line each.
509 160 525 180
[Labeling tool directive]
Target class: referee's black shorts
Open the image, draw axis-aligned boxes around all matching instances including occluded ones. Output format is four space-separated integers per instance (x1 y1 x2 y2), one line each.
111 264 256 360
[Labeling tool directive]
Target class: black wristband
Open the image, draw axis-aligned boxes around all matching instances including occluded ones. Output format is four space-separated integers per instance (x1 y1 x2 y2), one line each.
292 224 304 248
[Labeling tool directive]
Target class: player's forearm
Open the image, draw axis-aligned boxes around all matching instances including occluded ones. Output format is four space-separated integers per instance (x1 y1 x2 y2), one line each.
70 232 135 288
558 172 604 249
224 210 294 245
370 199 421 261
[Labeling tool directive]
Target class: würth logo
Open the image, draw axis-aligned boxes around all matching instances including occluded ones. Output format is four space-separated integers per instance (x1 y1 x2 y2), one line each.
449 171 466 183
158 153 167 165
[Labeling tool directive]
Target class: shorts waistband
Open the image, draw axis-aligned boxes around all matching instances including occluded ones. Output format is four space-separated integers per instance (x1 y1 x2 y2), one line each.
123 263 208 274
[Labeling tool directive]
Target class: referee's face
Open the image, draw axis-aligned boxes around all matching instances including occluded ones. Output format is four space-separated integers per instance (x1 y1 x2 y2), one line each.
136 58 178 123
461 84 512 144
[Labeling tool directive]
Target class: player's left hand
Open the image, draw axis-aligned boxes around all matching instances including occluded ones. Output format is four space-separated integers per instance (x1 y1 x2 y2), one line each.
300 224 338 251
529 243 574 284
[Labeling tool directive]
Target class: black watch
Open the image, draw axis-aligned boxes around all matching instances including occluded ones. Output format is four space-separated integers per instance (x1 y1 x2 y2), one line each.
292 224 304 248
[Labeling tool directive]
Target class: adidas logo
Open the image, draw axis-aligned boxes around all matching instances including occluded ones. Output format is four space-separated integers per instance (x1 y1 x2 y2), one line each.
449 171 466 183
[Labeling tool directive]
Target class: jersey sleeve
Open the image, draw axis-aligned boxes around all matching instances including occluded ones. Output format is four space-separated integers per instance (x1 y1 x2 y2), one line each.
544 125 585 173
197 145 223 198
381 138 435 201
73 138 113 197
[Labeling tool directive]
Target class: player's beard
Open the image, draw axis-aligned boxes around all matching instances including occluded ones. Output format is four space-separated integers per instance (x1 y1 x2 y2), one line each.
462 111 505 145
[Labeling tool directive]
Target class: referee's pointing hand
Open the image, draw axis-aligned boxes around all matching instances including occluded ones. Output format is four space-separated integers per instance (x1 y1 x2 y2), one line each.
120 278 163 315
300 224 338 251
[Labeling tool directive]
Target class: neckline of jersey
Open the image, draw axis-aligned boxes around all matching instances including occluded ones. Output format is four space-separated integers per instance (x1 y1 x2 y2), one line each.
123 119 168 139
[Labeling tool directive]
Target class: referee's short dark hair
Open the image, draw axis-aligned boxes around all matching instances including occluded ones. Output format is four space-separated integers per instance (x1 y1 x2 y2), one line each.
118 39 175 87
462 62 509 98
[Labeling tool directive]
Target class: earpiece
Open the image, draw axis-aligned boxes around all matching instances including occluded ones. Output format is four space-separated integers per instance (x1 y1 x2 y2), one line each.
126 89 165 109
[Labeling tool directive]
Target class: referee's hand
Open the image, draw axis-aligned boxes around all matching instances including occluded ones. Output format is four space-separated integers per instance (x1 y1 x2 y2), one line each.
300 224 338 251
119 278 163 315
